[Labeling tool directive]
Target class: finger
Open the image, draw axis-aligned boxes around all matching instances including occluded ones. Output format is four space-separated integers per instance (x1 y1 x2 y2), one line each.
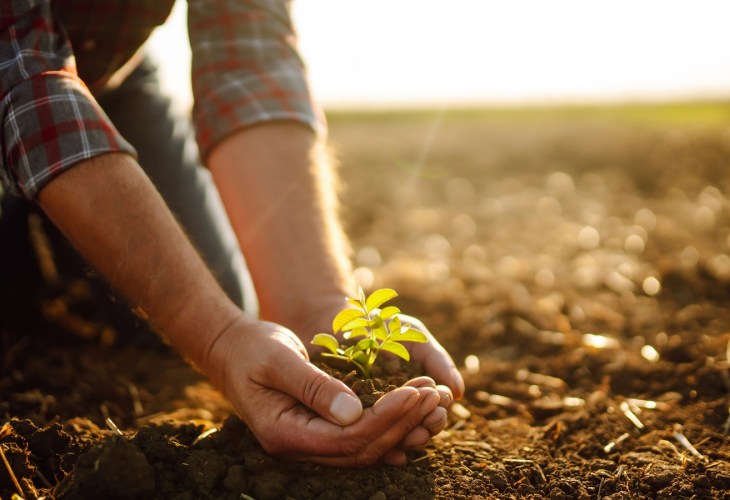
400 426 430 449
399 405 448 450
435 384 453 408
411 337 465 400
313 387 432 467
350 387 440 465
294 387 421 466
403 376 436 389
405 378 452 408
263 348 363 426
381 449 407 466
422 406 448 435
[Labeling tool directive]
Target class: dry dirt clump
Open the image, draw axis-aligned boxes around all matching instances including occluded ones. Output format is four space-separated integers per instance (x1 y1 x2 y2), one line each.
3 104 730 498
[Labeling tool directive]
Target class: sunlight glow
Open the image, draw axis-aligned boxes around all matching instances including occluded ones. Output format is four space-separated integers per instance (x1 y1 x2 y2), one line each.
149 1 730 109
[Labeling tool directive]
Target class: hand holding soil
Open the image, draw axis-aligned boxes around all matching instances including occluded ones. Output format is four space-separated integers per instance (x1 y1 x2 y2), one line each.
201 314 445 467
304 291 462 456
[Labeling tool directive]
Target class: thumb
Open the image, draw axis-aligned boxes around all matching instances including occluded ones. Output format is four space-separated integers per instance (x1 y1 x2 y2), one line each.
266 350 363 426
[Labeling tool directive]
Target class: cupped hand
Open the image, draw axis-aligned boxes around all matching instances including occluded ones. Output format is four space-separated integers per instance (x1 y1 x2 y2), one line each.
201 316 441 467
301 307 464 402
301 307 464 456
396 313 464 401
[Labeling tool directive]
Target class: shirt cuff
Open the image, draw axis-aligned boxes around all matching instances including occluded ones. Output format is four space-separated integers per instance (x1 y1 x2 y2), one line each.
1 72 137 199
191 57 326 162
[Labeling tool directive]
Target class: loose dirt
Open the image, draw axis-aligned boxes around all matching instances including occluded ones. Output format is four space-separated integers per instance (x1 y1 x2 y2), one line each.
2 104 730 498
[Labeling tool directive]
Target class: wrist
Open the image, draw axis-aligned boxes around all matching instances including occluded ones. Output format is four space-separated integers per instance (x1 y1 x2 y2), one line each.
262 289 352 342
156 288 243 374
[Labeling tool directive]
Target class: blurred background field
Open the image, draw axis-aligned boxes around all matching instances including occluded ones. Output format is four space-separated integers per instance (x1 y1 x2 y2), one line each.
5 0 730 495
6 100 730 497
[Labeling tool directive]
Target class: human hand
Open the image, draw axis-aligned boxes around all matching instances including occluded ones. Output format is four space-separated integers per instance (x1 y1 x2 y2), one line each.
201 316 442 467
393 314 462 452
397 313 465 400
300 306 463 455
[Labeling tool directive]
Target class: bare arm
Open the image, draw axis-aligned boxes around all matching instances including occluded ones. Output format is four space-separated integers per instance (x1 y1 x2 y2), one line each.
36 152 440 466
38 152 239 372
208 123 464 399
208 122 353 335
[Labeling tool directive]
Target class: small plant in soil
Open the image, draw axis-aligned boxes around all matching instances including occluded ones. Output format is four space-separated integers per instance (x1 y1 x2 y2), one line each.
311 287 428 378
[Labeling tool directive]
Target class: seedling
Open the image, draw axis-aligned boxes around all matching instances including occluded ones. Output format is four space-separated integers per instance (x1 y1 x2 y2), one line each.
311 287 428 377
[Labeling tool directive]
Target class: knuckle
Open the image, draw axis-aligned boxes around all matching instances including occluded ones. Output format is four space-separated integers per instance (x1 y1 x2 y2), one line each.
300 370 332 408
355 450 381 468
258 435 285 456
259 441 278 455
337 435 368 456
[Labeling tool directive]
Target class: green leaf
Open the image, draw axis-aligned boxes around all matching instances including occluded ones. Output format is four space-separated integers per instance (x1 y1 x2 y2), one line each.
396 328 428 343
365 288 398 312
388 315 402 335
311 333 340 354
379 306 401 320
358 286 367 304
345 327 369 340
321 352 349 362
340 317 371 332
352 350 368 365
332 308 366 333
372 324 389 341
346 298 363 309
380 341 410 361
356 338 378 351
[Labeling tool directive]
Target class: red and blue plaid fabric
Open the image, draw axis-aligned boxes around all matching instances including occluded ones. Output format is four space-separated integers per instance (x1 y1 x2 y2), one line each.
1 0 323 199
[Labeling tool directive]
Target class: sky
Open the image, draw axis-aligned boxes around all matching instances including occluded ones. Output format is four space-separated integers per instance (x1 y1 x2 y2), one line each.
148 1 730 109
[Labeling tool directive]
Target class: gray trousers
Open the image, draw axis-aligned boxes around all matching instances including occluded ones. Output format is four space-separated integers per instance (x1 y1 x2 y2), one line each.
0 56 256 331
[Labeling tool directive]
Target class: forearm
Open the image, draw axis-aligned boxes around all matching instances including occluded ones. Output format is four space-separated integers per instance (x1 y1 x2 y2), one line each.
37 153 241 377
208 123 354 335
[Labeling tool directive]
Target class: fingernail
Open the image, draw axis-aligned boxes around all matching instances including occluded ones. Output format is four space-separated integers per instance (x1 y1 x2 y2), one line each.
420 391 440 416
452 367 465 399
330 393 362 426
436 386 453 407
423 406 447 426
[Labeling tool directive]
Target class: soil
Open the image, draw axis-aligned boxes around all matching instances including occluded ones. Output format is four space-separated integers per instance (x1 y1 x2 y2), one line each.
2 103 730 499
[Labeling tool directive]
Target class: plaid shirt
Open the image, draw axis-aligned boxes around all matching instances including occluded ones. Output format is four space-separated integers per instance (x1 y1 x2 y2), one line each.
0 0 323 198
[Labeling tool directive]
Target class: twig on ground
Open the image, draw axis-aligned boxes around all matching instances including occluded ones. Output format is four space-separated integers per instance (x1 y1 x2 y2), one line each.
448 420 466 431
562 396 585 408
104 417 123 436
449 402 471 420
619 401 644 430
0 443 24 498
673 424 707 462
34 467 52 488
625 398 669 411
516 369 567 391
657 439 684 463
191 428 218 446
474 391 526 411
597 477 605 499
411 452 434 463
534 462 547 483
603 432 629 453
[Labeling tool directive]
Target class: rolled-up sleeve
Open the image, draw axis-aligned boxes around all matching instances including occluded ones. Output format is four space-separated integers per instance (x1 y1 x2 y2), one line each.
0 0 136 199
188 0 325 161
